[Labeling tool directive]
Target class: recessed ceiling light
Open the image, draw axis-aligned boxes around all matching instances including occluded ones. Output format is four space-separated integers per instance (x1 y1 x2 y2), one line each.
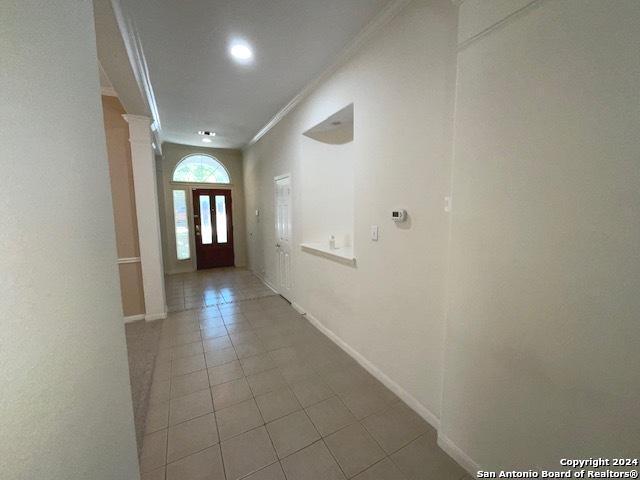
229 42 253 63
198 131 216 136
202 138 212 143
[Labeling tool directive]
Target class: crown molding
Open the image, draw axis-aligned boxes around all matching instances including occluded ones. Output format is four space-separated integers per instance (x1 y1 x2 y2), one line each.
111 0 162 133
245 0 413 149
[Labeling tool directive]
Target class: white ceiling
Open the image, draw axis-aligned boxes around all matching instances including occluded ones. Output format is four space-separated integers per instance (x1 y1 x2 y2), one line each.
114 0 391 149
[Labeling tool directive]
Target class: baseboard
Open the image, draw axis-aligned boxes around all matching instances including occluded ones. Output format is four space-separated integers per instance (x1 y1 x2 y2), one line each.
298 303 441 431
145 312 167 322
291 302 306 315
253 270 279 295
123 314 145 323
438 432 480 478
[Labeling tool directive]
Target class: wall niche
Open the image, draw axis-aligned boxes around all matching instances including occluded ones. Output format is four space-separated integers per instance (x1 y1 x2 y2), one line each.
300 103 355 265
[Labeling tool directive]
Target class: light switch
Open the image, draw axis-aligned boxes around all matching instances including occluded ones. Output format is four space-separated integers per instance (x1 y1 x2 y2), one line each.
371 225 379 241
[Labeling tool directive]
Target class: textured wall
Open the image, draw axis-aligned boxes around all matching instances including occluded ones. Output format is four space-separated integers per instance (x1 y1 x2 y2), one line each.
0 1 141 478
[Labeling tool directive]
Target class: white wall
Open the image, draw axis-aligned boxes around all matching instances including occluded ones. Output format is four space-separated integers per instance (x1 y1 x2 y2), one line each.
441 0 640 473
0 1 140 479
244 0 457 423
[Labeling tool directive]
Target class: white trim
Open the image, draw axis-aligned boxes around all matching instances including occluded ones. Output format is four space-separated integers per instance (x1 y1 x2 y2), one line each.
123 314 145 323
297 303 441 431
101 86 118 97
245 0 412 148
117 256 141 264
145 312 167 322
110 0 162 133
300 243 356 266
457 0 543 50
172 153 231 185
437 433 481 478
254 270 279 295
123 114 168 322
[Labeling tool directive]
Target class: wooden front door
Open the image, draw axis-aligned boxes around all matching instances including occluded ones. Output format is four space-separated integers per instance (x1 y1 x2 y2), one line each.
192 189 234 269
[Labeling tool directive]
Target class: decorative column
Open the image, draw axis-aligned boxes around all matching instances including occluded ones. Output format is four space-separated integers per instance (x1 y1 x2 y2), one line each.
123 114 167 321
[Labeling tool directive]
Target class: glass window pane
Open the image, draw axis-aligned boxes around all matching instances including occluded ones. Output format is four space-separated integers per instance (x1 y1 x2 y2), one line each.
215 195 228 243
172 155 230 183
172 190 190 260
199 195 213 244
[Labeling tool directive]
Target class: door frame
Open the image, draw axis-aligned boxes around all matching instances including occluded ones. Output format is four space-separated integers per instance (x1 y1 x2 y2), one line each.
274 173 293 300
192 188 235 269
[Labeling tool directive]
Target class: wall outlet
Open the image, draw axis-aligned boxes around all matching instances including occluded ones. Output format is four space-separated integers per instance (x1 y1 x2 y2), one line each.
444 196 452 213
371 225 379 241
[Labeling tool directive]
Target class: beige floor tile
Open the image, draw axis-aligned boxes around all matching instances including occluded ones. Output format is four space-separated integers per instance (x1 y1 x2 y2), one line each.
265 410 320 458
216 398 264 440
340 385 393 420
305 396 357 437
171 353 206 377
141 466 166 480
208 360 244 386
241 353 276 376
166 445 225 480
246 368 287 396
203 335 233 352
278 362 316 385
205 347 238 367
226 320 253 333
169 389 213 425
211 377 252 410
167 413 219 463
170 369 209 399
255 388 301 423
390 434 466 480
234 340 267 359
202 325 229 340
361 402 432 454
145 401 170 434
325 423 385 477
198 307 222 320
242 462 286 480
140 429 168 473
352 458 407 480
268 346 300 366
281 440 345 480
290 376 334 408
171 341 204 360
221 426 278 480
323 366 374 396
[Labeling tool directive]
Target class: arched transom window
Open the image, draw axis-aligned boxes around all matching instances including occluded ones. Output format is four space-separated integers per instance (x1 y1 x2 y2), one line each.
172 154 230 184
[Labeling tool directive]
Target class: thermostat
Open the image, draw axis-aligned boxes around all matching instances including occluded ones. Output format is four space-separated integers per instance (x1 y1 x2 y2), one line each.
392 209 407 222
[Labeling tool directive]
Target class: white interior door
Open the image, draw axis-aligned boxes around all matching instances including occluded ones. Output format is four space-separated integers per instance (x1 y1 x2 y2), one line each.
275 174 292 300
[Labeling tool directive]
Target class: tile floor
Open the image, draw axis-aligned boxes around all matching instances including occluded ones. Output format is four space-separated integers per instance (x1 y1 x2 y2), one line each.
166 268 275 312
141 268 470 480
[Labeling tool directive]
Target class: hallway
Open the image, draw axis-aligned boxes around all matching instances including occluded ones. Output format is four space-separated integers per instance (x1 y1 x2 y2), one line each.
140 269 468 480
165 269 276 312
5 1 640 478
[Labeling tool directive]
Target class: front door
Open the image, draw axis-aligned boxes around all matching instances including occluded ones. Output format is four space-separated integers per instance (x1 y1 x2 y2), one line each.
275 174 292 300
192 189 234 269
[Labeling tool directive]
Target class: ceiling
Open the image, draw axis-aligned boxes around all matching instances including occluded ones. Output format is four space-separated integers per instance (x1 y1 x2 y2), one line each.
112 0 391 149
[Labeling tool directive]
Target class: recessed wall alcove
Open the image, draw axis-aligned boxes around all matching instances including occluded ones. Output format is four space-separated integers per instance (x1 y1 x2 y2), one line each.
300 103 356 265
